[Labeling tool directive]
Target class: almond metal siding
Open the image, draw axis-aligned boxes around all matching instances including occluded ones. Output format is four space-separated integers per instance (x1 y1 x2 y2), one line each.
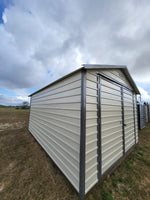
29 71 81 192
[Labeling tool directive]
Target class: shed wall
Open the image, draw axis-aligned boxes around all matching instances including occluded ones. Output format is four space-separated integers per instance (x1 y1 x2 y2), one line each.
85 69 136 194
29 71 81 192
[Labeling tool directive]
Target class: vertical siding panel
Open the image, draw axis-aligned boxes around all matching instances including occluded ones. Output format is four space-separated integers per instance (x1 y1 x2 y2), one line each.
85 71 98 194
29 71 81 192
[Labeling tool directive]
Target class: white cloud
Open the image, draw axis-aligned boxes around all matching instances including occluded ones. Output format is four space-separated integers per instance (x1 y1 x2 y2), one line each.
0 93 29 106
0 0 150 104
17 96 29 101
138 86 150 103
2 13 7 23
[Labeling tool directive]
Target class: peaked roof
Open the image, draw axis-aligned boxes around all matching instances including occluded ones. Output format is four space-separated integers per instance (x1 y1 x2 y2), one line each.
29 64 140 96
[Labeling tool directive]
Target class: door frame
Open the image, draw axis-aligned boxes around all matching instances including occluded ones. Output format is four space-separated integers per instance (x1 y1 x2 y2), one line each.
97 73 136 180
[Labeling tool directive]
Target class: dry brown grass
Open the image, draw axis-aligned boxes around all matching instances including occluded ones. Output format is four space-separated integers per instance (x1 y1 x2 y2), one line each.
0 107 150 200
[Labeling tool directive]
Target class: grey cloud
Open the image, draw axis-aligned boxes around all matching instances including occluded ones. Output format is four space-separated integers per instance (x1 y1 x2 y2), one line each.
1 0 150 94
131 50 150 81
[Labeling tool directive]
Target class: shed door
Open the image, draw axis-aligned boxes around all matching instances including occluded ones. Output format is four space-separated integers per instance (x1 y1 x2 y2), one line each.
98 77 123 175
123 88 135 152
98 75 136 177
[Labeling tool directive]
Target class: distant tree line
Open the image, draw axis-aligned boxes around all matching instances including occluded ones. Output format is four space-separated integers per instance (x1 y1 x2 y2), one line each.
16 101 30 109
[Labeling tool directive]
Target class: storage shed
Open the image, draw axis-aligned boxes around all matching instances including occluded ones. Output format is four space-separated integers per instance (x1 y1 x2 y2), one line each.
28 64 140 199
137 102 147 130
144 103 149 123
148 104 150 122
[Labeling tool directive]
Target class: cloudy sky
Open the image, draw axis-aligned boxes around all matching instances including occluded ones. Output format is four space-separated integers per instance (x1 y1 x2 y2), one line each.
0 0 150 105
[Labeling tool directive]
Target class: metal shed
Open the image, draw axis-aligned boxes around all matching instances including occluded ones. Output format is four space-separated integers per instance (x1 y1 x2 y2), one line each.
144 103 149 123
148 104 150 122
137 102 148 130
28 64 140 199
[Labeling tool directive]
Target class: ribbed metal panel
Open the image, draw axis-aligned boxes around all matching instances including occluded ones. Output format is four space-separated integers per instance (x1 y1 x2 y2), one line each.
29 71 81 192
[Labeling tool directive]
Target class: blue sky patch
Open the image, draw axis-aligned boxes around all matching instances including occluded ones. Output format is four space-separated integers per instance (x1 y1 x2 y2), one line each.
47 70 53 77
26 87 39 95
0 1 5 23
0 87 18 97
136 82 150 94
0 0 12 23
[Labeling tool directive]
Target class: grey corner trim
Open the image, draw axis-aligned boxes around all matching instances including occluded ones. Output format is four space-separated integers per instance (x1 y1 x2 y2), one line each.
97 75 101 180
121 87 125 155
132 93 136 144
79 69 86 199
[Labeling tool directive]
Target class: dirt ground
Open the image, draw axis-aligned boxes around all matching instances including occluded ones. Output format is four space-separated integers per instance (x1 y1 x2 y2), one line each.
0 107 150 200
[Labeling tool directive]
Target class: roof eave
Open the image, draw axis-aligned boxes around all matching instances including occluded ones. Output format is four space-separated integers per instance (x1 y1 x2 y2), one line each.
29 64 140 97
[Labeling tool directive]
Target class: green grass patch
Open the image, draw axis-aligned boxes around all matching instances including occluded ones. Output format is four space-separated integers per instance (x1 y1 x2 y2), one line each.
0 108 150 200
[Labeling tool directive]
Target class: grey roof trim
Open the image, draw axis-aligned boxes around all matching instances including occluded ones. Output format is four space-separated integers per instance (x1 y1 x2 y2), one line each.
29 64 140 96
83 64 127 69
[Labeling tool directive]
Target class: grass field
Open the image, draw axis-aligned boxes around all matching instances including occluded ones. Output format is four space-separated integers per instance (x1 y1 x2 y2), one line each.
0 108 150 200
